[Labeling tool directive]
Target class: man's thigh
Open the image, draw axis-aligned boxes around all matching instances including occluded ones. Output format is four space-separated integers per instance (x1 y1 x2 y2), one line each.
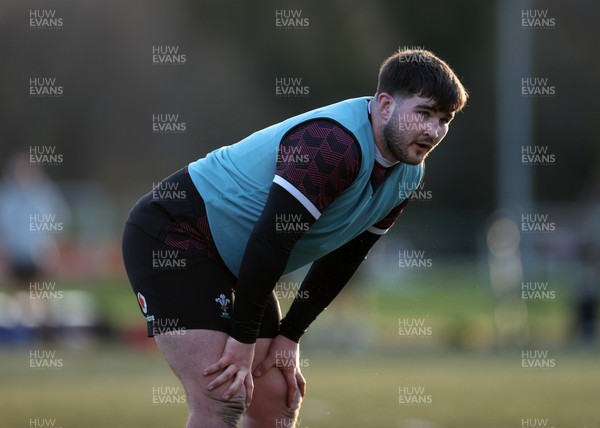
155 330 246 414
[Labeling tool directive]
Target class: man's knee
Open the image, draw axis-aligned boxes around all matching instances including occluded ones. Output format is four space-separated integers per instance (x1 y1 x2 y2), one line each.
249 370 302 419
187 388 246 427
282 388 302 421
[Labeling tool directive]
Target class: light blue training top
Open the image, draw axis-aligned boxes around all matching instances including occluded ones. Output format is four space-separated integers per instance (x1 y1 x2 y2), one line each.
188 97 424 276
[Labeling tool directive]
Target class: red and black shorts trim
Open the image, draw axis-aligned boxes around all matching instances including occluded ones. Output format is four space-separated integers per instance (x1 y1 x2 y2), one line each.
121 167 280 338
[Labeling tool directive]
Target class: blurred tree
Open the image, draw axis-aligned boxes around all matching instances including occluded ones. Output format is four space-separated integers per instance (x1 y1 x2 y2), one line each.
0 0 596 254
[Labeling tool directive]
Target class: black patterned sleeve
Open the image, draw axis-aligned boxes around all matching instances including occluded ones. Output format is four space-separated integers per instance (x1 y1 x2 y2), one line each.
273 119 362 218
229 120 363 344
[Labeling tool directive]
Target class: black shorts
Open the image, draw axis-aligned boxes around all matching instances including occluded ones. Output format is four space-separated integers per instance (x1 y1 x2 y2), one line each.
121 167 281 338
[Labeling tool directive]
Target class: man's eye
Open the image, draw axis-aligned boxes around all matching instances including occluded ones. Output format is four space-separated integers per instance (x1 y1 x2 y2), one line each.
417 111 429 118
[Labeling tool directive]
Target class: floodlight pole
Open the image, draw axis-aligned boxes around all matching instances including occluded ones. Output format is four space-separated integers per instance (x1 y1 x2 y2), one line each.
495 0 534 215
488 0 536 346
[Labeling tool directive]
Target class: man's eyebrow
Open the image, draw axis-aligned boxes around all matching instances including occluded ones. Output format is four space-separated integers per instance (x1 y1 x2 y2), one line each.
415 104 455 118
414 104 437 111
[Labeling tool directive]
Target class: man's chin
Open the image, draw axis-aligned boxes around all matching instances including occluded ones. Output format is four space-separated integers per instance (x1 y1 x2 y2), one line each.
389 145 428 165
399 154 426 166
395 147 430 165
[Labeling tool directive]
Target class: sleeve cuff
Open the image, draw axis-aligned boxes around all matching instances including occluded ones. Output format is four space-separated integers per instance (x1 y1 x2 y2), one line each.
278 318 305 343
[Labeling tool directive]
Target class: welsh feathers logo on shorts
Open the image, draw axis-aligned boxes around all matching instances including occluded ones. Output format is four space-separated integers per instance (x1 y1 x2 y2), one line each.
137 292 148 314
215 294 231 318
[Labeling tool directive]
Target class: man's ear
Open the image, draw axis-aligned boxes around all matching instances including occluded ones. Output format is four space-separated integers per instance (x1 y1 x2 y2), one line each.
376 92 396 122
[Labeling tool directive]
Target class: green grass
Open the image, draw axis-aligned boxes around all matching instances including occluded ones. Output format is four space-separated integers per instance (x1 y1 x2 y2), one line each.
0 268 594 427
303 350 600 428
0 346 599 428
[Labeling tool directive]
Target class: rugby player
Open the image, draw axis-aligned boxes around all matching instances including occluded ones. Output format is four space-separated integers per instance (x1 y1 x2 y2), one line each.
122 49 468 428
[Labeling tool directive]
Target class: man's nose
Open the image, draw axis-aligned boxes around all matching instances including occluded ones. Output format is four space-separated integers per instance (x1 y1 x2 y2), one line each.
423 120 440 139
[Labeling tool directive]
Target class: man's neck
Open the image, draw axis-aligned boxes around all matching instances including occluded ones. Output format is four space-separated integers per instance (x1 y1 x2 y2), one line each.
368 99 398 165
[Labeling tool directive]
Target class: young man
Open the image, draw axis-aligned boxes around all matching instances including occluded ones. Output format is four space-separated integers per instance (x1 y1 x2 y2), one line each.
122 49 468 428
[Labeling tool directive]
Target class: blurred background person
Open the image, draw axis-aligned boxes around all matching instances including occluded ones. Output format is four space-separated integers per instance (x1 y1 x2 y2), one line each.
0 152 71 343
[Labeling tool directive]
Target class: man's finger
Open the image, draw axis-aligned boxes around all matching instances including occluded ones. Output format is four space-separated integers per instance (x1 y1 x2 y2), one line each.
281 369 299 409
203 359 226 376
244 373 254 407
253 356 274 377
223 370 247 401
296 371 307 397
207 364 237 391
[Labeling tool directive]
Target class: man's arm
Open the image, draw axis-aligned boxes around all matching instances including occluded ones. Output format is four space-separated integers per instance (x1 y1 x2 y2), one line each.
230 184 315 343
279 198 411 342
278 230 381 342
230 119 362 344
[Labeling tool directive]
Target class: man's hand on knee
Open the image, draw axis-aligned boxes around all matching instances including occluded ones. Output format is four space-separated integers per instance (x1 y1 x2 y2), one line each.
253 335 306 409
204 336 256 407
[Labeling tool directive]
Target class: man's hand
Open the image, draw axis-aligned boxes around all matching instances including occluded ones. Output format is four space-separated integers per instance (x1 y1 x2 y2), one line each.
253 334 306 408
203 336 256 407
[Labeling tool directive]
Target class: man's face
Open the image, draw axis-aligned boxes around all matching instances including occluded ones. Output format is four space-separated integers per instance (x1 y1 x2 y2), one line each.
381 94 455 165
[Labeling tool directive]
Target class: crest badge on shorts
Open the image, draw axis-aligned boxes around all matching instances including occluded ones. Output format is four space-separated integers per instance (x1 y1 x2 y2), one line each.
137 292 148 314
215 294 231 318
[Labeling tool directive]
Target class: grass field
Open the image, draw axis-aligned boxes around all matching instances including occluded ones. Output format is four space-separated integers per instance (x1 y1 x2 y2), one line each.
0 269 597 427
1 346 599 428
